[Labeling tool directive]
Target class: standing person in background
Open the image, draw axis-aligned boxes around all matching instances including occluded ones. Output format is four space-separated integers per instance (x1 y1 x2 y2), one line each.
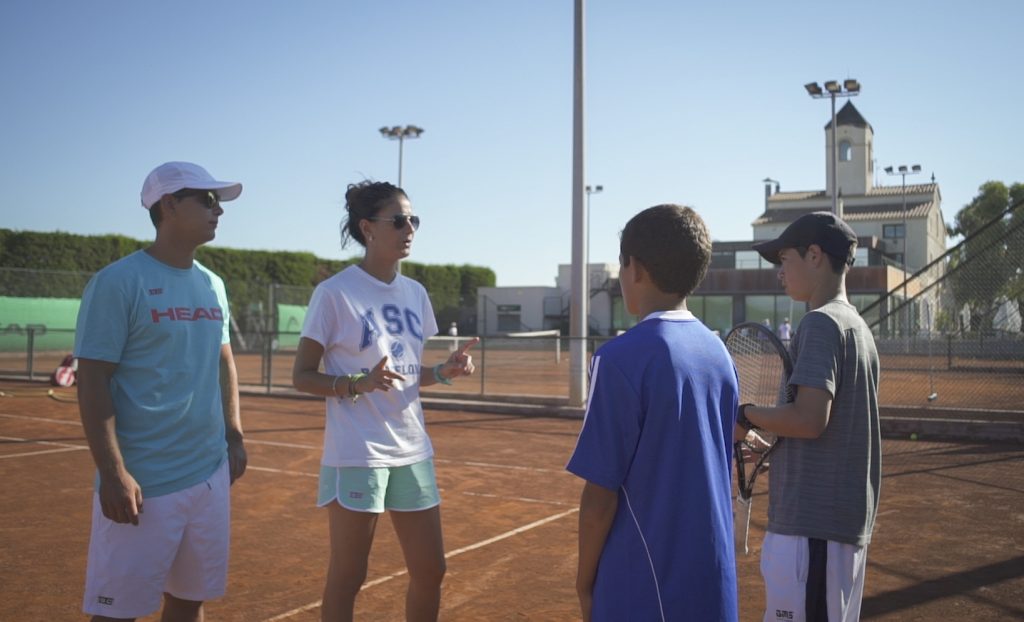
740 212 880 622
568 204 739 621
778 317 792 345
292 181 478 622
75 162 247 621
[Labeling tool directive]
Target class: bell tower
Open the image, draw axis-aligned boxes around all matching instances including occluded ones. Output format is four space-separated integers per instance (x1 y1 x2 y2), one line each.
826 102 874 196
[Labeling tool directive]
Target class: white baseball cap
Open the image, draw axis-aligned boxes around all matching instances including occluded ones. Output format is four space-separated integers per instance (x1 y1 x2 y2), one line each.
141 161 243 209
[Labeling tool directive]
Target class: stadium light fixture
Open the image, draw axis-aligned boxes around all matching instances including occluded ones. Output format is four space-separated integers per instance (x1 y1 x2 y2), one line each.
379 125 424 187
804 82 823 96
805 78 861 215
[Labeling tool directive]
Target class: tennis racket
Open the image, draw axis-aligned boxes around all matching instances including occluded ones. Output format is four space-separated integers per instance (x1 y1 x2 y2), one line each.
724 321 794 555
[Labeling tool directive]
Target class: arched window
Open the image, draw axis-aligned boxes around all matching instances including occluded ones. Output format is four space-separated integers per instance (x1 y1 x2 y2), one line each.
839 140 852 161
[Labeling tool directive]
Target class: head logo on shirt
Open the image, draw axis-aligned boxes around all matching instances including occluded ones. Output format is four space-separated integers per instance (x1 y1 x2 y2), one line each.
150 307 223 323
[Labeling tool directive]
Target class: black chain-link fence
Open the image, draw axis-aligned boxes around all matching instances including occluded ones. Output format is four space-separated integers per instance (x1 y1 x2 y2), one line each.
862 200 1024 411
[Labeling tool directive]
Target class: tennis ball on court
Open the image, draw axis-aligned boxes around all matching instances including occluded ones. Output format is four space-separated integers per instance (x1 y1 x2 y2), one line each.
910 433 918 441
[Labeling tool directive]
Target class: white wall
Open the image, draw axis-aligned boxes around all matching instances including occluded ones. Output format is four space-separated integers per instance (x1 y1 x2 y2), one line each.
476 286 558 335
476 263 623 336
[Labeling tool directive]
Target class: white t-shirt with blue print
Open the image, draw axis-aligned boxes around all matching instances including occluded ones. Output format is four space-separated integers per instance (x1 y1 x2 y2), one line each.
74 250 230 498
301 265 439 468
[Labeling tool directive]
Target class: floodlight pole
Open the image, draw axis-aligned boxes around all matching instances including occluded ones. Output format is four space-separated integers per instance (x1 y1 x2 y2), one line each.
804 80 860 215
569 0 587 406
885 163 922 340
379 125 424 187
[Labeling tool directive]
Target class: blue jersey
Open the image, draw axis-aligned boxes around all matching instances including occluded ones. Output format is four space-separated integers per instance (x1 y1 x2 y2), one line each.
567 310 739 621
74 251 230 498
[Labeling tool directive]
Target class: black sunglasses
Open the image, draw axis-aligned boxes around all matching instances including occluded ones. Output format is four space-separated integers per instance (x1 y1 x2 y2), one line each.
367 214 421 230
172 188 220 209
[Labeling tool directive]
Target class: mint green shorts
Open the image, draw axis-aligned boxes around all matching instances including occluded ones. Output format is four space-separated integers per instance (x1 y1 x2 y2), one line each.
317 459 440 513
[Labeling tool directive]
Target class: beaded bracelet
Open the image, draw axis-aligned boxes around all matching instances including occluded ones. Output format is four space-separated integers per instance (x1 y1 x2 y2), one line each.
433 363 453 385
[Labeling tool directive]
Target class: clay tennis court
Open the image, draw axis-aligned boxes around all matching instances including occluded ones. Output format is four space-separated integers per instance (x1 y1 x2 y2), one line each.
1 379 1022 621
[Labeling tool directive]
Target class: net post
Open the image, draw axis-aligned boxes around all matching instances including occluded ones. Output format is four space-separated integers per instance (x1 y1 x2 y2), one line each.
26 326 35 381
479 335 486 395
947 334 952 371
266 283 275 394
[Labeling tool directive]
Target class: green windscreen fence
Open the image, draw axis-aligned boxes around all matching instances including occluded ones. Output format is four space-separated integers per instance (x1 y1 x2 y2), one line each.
277 304 307 349
0 296 80 352
0 298 311 352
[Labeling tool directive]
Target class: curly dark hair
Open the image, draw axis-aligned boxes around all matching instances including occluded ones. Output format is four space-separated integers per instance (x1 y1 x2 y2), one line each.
341 181 408 248
619 204 712 298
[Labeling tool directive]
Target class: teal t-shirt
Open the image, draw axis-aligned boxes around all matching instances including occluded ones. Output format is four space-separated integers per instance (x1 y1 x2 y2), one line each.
74 250 230 498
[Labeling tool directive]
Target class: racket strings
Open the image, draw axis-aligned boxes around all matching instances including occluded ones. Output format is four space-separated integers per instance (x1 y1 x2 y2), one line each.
729 335 789 408
725 324 794 556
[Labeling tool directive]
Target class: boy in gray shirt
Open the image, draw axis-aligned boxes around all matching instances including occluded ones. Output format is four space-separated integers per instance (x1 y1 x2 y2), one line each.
738 211 881 622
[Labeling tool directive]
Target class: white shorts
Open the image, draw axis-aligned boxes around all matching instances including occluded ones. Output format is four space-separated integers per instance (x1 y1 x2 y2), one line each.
760 531 868 622
82 460 231 619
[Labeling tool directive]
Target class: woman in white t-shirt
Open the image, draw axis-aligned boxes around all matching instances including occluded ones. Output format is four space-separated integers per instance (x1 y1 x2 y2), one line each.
292 181 478 621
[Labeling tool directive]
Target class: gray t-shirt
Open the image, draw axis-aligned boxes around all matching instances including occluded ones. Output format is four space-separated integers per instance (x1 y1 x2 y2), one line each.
767 299 881 547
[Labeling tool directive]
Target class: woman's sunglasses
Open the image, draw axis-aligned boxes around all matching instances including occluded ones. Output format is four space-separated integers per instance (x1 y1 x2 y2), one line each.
367 214 421 231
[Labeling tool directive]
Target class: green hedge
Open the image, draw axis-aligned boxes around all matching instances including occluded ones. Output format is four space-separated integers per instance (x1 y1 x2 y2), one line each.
0 229 495 334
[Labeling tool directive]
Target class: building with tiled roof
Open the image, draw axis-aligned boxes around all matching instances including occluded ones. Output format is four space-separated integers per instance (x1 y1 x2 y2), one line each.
752 102 946 273
475 102 944 338
691 101 946 335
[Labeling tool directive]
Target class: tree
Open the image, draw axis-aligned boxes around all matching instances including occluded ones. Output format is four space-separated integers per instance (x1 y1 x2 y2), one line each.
947 181 1024 333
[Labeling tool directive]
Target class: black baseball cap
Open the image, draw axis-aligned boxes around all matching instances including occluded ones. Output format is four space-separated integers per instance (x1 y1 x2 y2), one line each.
752 211 858 266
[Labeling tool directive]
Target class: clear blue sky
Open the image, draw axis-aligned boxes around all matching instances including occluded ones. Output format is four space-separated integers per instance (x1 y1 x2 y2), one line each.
2 1 1020 286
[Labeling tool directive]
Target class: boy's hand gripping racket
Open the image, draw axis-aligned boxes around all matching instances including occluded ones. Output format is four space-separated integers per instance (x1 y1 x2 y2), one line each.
724 322 794 555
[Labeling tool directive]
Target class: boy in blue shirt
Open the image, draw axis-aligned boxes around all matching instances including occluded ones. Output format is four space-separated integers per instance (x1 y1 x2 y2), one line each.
567 204 739 621
75 162 248 621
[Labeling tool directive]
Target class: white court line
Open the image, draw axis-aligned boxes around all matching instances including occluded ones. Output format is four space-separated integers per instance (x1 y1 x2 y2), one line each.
242 438 563 477
444 507 578 556
239 436 565 476
0 413 80 426
0 446 88 459
262 506 579 622
248 465 571 508
241 438 565 476
245 439 318 449
247 465 318 478
0 420 321 450
0 435 89 459
461 490 574 507
434 458 565 474
0 417 562 475
0 435 86 449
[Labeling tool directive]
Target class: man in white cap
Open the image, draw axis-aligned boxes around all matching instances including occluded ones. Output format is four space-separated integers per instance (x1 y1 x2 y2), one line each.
74 162 247 621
